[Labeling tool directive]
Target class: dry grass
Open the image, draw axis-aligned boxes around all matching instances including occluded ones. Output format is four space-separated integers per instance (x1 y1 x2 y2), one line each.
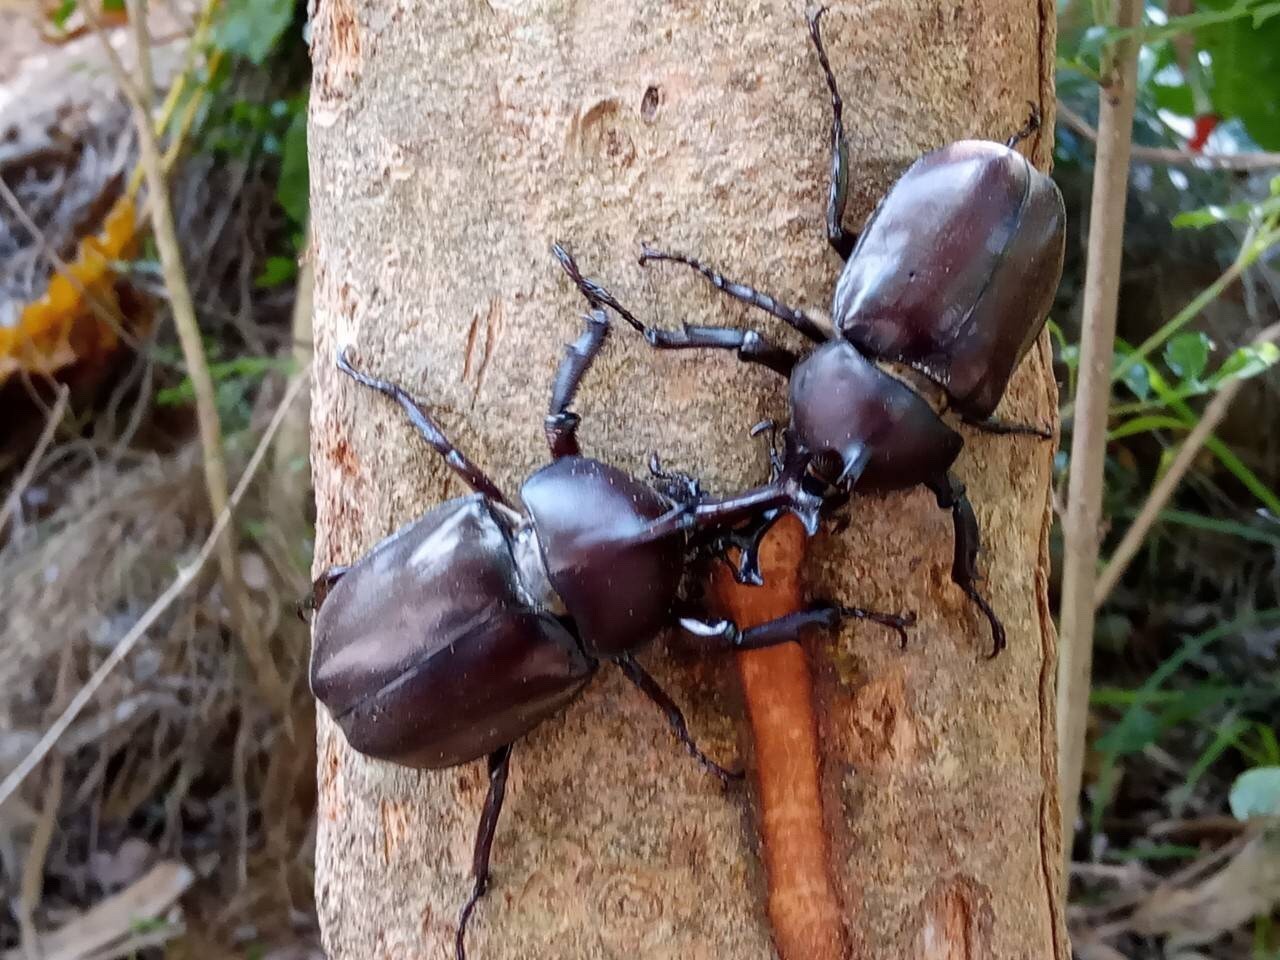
0 388 318 956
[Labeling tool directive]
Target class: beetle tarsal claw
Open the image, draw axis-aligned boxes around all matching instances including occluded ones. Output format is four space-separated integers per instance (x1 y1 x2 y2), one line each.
787 486 824 536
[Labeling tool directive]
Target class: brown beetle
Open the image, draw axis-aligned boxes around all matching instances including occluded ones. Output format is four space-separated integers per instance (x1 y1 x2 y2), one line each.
564 8 1066 657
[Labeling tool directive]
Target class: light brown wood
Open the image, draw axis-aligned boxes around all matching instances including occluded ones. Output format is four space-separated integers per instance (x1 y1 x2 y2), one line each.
308 1 1067 957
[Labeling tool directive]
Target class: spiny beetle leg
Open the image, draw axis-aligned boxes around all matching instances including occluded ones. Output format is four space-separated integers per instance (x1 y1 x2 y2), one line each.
545 308 610 459
336 349 511 507
679 601 915 651
927 472 1006 658
614 654 743 784
1005 100 1041 149
639 244 830 345
456 744 513 960
807 6 857 261
642 323 799 378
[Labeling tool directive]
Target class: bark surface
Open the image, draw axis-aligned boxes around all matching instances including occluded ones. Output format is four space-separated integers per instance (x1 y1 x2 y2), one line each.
308 1 1066 958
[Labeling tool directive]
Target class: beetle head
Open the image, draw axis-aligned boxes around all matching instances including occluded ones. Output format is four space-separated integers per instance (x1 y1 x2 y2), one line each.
790 340 962 492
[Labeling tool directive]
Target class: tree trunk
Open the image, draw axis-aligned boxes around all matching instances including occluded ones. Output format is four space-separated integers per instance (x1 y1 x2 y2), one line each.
307 2 1066 958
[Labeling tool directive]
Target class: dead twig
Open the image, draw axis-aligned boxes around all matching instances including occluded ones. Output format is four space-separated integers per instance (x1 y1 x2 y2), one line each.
87 0 290 711
0 374 306 810
16 643 72 960
1 861 194 960
1058 101 1280 170
1095 320 1280 604
1057 0 1144 867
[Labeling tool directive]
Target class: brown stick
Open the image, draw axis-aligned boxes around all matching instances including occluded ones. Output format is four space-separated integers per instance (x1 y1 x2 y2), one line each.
1056 0 1144 861
1057 102 1280 171
711 515 848 960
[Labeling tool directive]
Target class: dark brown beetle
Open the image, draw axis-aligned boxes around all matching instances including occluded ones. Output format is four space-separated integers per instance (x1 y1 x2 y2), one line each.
561 8 1065 657
308 248 914 960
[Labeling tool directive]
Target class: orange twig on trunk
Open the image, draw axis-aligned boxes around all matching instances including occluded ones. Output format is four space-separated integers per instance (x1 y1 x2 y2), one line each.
712 514 849 960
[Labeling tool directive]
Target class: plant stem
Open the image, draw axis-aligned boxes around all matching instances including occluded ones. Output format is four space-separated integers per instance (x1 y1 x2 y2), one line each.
1112 249 1255 387
0 375 307 809
1094 319 1280 606
1056 102 1280 171
100 0 290 711
1056 0 1143 871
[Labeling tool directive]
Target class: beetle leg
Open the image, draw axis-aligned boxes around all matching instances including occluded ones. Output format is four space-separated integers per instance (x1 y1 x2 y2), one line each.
961 413 1053 440
692 473 824 536
456 744 513 960
336 349 511 507
702 508 783 586
295 564 349 621
639 245 831 344
641 323 799 378
1005 101 1041 150
545 308 610 458
807 7 857 261
552 242 647 332
613 654 743 783
926 472 1006 658
679 601 915 651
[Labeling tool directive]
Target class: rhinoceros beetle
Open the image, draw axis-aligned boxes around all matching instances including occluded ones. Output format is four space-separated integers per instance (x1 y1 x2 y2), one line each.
308 246 915 960
559 9 1065 658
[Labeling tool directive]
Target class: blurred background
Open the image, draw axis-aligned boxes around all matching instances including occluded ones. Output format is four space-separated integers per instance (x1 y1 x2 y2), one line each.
0 0 1276 957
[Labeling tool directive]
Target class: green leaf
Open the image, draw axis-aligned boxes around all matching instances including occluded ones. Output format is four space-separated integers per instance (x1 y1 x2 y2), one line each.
1228 766 1280 819
277 108 308 226
255 256 297 288
49 0 76 27
1197 0 1280 150
1214 342 1280 383
212 0 294 65
1097 706 1163 755
1108 415 1191 441
1173 201 1254 228
1164 332 1213 383
1120 356 1152 399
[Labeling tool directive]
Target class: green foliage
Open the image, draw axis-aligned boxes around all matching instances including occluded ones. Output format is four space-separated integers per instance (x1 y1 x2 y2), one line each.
255 255 298 288
156 355 296 432
1088 610 1280 832
277 108 309 227
1194 0 1280 149
212 0 296 66
1163 331 1212 383
1059 1 1280 152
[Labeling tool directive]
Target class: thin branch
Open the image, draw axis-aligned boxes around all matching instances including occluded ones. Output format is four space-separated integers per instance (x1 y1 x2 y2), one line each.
0 386 70 537
94 0 290 710
1056 0 1144 872
1057 102 1280 171
0 374 307 811
1094 320 1280 605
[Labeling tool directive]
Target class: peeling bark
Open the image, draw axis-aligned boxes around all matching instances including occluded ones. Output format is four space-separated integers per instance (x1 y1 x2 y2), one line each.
309 1 1066 958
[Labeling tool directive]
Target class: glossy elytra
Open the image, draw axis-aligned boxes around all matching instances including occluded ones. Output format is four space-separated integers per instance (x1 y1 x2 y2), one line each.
560 8 1066 657
307 247 915 960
